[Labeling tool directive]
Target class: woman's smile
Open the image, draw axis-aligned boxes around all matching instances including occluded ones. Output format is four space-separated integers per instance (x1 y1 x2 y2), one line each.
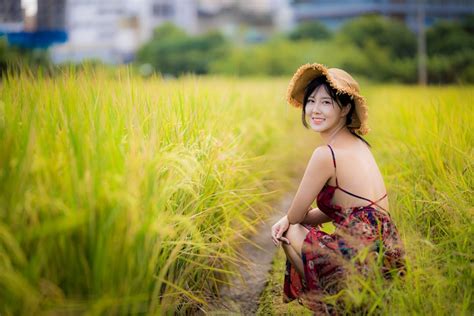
312 117 325 124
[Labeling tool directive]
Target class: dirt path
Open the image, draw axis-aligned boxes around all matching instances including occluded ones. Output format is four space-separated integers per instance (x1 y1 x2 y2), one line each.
204 193 293 315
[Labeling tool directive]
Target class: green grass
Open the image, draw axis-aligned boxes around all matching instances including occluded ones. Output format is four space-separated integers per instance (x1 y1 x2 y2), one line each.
0 66 317 315
1 66 472 315
258 84 474 315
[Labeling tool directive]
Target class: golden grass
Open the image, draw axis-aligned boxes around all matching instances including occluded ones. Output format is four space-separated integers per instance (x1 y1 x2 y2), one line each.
0 66 317 315
1 66 472 315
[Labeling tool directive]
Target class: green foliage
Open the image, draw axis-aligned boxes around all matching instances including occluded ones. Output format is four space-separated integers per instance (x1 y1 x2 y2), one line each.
330 14 418 82
287 21 332 41
425 16 474 83
427 50 474 84
209 38 361 76
135 15 474 83
209 15 420 82
152 22 187 40
427 18 474 56
341 39 417 83
136 22 229 76
338 14 417 59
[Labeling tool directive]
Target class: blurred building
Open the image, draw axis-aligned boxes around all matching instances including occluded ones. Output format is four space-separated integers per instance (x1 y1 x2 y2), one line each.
0 0 24 32
196 0 293 42
37 0 65 30
48 0 198 64
10 0 474 64
47 0 129 63
288 0 474 32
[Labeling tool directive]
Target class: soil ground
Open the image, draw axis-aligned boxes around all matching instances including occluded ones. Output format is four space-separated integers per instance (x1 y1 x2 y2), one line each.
204 193 312 315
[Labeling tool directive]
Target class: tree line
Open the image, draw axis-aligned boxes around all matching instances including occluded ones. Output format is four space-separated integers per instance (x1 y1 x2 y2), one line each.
1 14 473 84
136 14 474 84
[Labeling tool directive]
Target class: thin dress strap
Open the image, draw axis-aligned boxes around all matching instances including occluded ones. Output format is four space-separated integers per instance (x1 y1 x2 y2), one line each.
327 144 339 186
326 144 388 212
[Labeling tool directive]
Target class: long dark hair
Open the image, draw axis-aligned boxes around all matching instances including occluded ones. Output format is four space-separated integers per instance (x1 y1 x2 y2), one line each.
301 76 371 147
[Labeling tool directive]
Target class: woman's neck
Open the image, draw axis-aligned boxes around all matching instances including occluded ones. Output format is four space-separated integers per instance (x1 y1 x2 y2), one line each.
320 121 350 145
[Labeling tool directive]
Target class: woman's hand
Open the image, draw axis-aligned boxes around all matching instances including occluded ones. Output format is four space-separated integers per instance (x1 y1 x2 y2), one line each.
271 215 290 247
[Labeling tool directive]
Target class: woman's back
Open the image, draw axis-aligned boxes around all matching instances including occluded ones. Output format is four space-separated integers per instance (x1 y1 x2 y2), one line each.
325 140 389 212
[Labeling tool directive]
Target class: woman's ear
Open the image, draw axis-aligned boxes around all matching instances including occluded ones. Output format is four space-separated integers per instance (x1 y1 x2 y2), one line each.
341 103 352 117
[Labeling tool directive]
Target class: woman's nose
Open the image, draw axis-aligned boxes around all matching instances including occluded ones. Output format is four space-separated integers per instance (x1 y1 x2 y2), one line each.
310 105 320 113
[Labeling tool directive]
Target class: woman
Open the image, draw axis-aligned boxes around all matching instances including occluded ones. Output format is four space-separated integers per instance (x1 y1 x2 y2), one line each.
271 63 406 314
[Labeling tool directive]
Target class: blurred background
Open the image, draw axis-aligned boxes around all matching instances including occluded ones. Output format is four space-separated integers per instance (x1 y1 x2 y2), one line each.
1 0 474 83
1 2 473 314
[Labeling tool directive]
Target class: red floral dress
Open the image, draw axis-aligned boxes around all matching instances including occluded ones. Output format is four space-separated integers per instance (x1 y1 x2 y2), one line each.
283 145 406 315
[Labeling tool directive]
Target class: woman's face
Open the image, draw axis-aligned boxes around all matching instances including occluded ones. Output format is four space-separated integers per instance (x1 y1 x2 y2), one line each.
304 85 348 133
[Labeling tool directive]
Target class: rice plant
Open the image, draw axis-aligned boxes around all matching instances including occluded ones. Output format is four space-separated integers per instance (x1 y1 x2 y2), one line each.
0 66 317 315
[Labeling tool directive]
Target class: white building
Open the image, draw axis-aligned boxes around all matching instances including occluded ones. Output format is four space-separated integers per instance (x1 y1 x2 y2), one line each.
51 0 198 64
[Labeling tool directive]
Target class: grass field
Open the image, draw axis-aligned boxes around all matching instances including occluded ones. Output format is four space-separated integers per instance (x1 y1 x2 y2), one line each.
0 67 317 315
0 67 472 315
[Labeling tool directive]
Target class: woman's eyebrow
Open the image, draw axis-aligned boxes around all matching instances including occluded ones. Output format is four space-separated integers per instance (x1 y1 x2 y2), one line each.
309 96 331 100
308 96 331 100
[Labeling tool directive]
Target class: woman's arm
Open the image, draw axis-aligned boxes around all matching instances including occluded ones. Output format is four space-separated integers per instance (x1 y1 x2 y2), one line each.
286 147 334 224
301 207 332 226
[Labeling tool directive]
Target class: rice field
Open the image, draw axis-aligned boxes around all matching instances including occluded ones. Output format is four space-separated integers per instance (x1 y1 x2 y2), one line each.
0 66 472 315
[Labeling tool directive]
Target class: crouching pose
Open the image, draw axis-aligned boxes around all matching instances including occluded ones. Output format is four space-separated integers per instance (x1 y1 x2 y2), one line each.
271 63 406 315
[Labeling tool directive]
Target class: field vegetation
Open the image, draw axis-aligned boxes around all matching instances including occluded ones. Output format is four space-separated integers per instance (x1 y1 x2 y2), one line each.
0 67 472 314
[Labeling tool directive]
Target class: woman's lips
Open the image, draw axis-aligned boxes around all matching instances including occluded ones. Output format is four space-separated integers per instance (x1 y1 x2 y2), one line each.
312 118 325 124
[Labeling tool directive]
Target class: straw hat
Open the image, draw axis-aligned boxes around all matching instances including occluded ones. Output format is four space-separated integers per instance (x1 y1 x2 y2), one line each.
286 63 370 135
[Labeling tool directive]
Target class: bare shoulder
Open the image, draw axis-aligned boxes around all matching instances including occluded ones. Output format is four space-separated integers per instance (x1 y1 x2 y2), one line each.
312 145 334 159
307 145 334 171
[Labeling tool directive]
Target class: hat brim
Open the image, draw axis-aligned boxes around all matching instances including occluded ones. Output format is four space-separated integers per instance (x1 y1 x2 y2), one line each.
286 63 370 135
